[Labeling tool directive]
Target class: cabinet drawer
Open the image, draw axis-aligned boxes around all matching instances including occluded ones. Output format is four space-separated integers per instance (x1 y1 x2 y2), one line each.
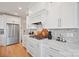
46 46 72 57
46 49 64 57
45 46 65 57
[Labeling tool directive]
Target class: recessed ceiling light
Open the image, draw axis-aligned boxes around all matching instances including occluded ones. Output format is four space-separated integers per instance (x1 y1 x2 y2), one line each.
18 7 22 10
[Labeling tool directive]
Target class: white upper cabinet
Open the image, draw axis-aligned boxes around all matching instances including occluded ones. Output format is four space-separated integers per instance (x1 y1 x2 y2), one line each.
29 3 47 14
61 3 78 28
27 2 79 29
27 3 48 29
46 2 78 28
45 3 61 28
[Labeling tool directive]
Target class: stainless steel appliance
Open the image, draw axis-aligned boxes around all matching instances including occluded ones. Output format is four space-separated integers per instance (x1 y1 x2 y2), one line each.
6 23 19 45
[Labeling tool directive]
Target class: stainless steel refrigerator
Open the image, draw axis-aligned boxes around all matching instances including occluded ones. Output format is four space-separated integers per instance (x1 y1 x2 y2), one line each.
6 23 19 45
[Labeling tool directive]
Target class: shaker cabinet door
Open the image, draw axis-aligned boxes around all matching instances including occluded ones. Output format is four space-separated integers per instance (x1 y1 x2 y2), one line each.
46 3 78 28
61 3 78 28
46 3 61 28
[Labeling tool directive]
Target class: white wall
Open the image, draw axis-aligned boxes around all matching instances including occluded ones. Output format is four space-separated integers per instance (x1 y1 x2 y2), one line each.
20 17 27 43
0 15 5 29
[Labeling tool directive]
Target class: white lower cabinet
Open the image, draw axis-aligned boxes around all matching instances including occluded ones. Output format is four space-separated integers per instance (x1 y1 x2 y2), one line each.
44 40 73 57
43 45 64 57
44 45 73 57
27 39 35 56
23 36 74 57
26 37 45 57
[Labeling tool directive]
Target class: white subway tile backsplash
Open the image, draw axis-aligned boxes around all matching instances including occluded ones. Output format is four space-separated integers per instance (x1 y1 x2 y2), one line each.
28 28 79 42
49 28 79 42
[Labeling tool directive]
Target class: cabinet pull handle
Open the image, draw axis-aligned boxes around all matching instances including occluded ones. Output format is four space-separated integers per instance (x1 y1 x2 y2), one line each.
49 47 59 51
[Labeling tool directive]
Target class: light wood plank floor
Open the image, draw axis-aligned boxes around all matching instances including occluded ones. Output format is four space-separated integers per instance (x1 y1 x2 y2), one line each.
0 44 31 57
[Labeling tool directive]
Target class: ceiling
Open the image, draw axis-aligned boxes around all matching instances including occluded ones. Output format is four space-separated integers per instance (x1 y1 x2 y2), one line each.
0 2 37 17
